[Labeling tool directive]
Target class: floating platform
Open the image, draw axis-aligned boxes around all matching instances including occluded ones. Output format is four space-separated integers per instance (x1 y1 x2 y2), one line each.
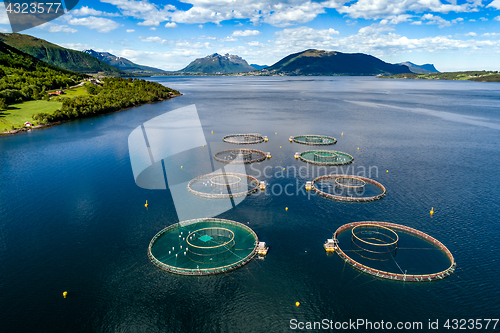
311 174 386 202
223 133 265 145
148 218 260 276
298 150 353 166
292 135 337 146
187 172 260 199
333 221 456 282
214 148 267 164
324 239 338 252
256 242 269 256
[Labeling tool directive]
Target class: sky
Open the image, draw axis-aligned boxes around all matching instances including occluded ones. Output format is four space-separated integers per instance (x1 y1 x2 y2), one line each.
1 0 500 71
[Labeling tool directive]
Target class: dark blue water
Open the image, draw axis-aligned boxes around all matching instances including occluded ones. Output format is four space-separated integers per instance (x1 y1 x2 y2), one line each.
1 77 499 332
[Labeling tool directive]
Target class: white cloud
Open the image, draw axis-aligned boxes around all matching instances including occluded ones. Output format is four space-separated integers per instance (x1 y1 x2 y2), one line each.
90 0 487 29
110 48 202 70
480 17 488 21
247 41 263 46
469 19 475 21
0 6 10 24
139 36 167 44
138 20 160 26
421 14 452 28
70 6 121 17
495 16 500 21
482 32 500 36
37 22 77 33
410 20 422 25
219 36 238 42
464 32 477 36
165 22 178 28
487 0 500 9
337 0 480 20
451 17 464 23
126 29 135 32
232 30 260 37
68 16 120 32
59 43 94 50
150 27 156 30
262 1 327 27
359 23 393 35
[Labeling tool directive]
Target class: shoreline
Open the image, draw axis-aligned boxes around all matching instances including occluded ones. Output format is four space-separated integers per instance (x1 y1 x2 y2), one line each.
0 93 182 137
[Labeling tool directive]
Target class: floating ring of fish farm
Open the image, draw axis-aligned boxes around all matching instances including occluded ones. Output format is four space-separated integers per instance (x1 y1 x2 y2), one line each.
148 218 259 276
333 221 456 282
312 175 386 202
213 149 267 164
187 172 260 199
222 133 265 145
298 150 353 166
292 135 337 146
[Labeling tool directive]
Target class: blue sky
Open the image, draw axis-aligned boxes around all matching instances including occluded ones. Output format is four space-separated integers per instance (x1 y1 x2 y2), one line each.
1 0 500 71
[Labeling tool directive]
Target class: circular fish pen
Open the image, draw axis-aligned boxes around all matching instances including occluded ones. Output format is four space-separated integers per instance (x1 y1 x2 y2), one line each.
312 175 386 202
214 149 267 164
222 133 265 145
333 221 456 282
148 218 259 275
292 135 337 146
187 172 260 199
298 150 353 166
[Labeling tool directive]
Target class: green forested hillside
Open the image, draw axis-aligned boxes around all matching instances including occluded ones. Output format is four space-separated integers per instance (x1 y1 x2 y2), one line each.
0 33 125 75
33 78 180 123
0 40 85 104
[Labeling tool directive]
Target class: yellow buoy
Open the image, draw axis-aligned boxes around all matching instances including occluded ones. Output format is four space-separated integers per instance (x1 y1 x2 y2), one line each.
430 207 434 216
63 291 68 298
386 170 389 173
285 207 288 211
280 146 282 148
357 147 359 150
341 132 343 136
203 145 205 147
283 168 285 171
211 131 213 134
181 166 183 169
275 132 277 135
295 301 300 307
145 200 148 208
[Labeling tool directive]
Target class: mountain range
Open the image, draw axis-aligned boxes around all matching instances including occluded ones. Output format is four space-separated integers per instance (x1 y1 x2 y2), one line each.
265 49 410 76
178 53 257 74
83 49 166 74
0 32 440 77
0 33 125 76
398 61 439 74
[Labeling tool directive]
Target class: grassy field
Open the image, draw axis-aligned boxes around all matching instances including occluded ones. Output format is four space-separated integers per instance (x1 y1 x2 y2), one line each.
0 100 62 132
48 86 88 99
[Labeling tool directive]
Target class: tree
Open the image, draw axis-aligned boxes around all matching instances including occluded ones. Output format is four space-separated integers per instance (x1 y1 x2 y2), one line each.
0 98 7 110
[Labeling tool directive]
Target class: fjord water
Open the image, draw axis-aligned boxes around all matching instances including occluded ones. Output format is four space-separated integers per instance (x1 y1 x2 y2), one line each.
1 76 500 332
